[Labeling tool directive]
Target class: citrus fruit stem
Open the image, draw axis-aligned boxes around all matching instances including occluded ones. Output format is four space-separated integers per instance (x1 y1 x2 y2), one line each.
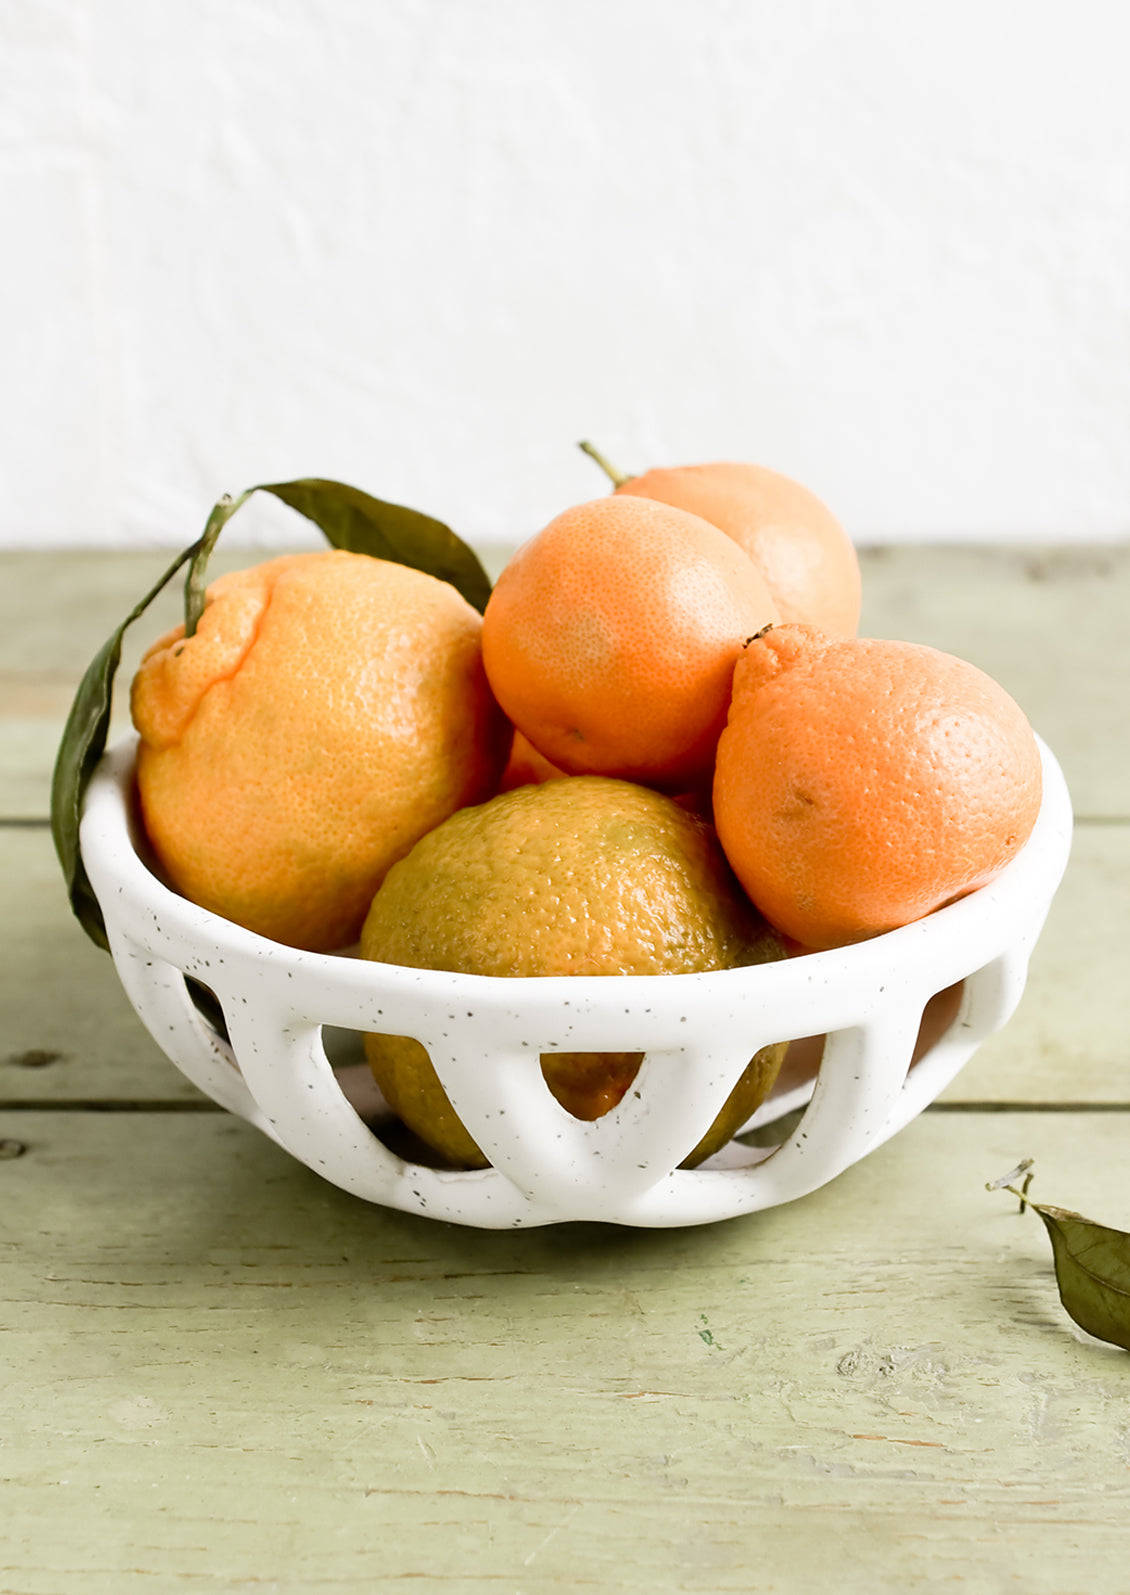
184 490 251 637
578 439 632 490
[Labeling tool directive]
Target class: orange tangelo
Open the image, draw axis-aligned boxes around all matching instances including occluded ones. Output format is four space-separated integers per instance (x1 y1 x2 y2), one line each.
616 461 861 636
713 624 1042 949
482 496 778 790
131 549 508 951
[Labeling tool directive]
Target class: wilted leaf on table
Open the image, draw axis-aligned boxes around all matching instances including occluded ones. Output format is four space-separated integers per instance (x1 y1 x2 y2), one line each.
1033 1203 1130 1352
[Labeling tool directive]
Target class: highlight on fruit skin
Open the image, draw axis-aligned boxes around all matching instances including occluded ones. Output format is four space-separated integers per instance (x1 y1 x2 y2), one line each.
359 775 789 1169
580 443 861 637
712 623 1043 951
481 495 779 791
130 549 509 953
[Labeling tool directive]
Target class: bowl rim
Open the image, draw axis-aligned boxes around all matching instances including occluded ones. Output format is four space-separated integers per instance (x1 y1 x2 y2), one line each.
80 732 1073 1022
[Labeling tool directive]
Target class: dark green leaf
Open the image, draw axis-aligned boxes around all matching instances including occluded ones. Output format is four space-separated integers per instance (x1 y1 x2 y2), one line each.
260 477 492 614
1033 1203 1130 1351
50 539 203 949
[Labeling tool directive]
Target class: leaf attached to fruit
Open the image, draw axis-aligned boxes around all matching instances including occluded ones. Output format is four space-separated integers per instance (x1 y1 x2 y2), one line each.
51 476 490 949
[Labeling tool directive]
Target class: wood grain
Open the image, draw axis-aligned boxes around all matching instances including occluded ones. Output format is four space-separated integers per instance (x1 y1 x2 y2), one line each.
0 830 201 1104
1 1109 1128 1592
937 821 1130 1104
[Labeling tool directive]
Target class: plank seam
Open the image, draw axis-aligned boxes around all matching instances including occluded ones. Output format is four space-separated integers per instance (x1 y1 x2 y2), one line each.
2 1099 1128 1114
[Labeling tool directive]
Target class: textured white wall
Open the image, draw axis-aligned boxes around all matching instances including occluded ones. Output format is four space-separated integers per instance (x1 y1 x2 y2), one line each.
5 0 1130 551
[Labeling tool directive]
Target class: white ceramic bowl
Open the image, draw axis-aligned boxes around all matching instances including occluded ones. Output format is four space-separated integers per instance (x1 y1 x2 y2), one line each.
80 735 1072 1229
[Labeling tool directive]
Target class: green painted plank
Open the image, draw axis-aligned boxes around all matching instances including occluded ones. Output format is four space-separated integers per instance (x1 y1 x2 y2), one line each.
0 547 268 822
4 819 1126 1108
1 545 1126 820
939 821 1130 1103
0 830 202 1103
1 1109 1128 1592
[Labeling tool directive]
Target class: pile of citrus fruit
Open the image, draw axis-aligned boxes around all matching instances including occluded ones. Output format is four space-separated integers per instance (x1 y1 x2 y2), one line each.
123 449 1042 1168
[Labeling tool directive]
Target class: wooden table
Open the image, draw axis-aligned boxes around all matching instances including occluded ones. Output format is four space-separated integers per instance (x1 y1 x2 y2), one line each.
2 547 1127 1592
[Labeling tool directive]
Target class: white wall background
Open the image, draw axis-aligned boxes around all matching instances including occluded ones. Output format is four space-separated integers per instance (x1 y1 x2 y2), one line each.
5 0 1130 551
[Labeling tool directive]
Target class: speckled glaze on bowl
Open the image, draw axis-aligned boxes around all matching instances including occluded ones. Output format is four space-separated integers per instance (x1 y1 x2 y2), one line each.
79 735 1072 1228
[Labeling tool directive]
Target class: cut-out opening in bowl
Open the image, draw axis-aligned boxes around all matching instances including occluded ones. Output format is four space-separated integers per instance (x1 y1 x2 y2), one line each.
733 981 967 1154
176 952 970 1181
185 976 228 1041
321 1025 798 1176
80 733 1072 1227
909 981 966 1069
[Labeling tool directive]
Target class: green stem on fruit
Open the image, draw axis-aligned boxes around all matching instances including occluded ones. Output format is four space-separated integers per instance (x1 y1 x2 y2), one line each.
183 490 251 637
578 439 632 490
